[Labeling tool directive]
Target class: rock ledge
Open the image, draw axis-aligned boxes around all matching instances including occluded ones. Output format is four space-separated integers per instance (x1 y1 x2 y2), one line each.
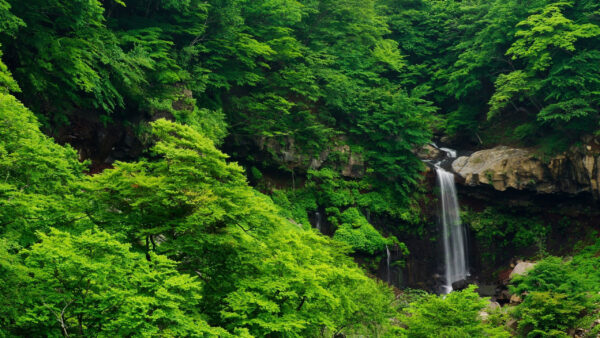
451 141 600 197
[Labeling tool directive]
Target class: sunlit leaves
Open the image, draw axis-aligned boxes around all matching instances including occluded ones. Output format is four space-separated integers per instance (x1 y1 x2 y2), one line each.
488 70 538 119
0 93 85 245
508 2 600 71
16 229 226 337
401 285 510 337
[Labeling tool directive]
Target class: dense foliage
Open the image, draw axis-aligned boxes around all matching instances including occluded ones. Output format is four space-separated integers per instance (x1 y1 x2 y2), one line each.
463 207 548 264
0 94 397 336
400 285 510 337
1 0 600 336
382 0 600 151
510 239 600 336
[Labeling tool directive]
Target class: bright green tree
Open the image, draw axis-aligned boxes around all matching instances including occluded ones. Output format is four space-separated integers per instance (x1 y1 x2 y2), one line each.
10 229 228 337
82 119 398 336
220 229 396 336
0 92 86 246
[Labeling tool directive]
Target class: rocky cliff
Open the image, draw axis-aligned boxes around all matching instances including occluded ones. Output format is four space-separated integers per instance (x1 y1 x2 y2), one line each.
451 137 600 198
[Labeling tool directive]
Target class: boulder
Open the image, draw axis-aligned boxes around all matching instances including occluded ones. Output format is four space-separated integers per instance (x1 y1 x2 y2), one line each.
509 294 522 304
451 138 600 197
476 284 497 297
451 146 550 192
451 279 469 291
509 261 536 279
487 301 501 311
416 144 443 161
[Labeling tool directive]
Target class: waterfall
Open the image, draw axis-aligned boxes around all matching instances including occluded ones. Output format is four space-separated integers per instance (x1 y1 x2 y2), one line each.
423 143 469 293
315 211 322 232
436 166 469 293
439 147 457 158
386 244 391 284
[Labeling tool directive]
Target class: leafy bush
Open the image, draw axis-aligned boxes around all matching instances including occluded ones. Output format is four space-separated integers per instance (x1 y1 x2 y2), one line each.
514 291 584 337
511 239 600 336
400 285 510 337
332 207 389 254
511 257 588 299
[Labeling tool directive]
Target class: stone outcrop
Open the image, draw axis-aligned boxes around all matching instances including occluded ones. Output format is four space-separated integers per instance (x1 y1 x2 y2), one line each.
451 279 469 291
451 137 600 197
416 144 443 161
452 146 547 191
258 136 365 178
509 261 536 279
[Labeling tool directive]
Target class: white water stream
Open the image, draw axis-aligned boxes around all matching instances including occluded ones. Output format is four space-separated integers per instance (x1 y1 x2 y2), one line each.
427 144 469 293
386 244 391 284
430 145 469 293
315 211 322 232
436 166 469 293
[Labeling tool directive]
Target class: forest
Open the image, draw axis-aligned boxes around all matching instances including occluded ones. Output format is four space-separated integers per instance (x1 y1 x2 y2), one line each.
1 0 600 337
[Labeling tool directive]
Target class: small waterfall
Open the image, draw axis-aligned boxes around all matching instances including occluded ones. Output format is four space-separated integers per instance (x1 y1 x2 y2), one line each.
315 211 322 232
439 147 457 158
426 144 469 293
386 244 391 284
436 165 469 293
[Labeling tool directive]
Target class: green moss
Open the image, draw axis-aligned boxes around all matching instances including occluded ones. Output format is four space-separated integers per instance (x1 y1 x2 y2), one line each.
484 170 494 182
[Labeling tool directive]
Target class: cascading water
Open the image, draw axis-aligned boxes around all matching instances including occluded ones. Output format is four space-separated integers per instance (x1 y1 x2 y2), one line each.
429 146 469 294
315 211 322 232
386 244 391 284
439 147 456 158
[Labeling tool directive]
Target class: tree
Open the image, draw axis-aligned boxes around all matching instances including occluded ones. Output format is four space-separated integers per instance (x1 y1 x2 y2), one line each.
0 92 86 246
83 119 398 336
220 229 396 337
10 229 227 337
83 118 280 265
1 0 152 123
488 1 600 146
514 292 584 337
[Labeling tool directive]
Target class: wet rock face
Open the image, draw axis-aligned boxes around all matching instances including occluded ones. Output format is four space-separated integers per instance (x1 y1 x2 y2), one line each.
451 279 469 291
451 141 600 197
416 144 443 161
